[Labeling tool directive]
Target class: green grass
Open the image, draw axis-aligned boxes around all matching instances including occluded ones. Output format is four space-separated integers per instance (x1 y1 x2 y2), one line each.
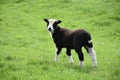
0 0 120 80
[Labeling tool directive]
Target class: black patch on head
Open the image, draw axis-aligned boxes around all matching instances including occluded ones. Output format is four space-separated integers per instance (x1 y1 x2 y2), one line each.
53 20 62 30
53 22 57 28
51 22 59 33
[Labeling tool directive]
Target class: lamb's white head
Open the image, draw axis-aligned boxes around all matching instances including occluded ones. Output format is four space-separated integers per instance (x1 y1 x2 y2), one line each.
44 19 62 34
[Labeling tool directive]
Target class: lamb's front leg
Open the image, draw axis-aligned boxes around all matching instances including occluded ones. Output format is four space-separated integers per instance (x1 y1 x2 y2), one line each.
55 48 62 62
66 48 74 63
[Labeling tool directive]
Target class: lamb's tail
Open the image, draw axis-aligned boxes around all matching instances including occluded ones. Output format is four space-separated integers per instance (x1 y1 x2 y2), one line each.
86 33 93 48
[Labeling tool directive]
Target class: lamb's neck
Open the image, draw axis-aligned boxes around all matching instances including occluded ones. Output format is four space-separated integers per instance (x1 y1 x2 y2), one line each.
52 26 61 38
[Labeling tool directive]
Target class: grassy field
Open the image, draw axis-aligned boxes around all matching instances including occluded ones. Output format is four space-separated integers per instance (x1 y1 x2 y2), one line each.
0 0 120 80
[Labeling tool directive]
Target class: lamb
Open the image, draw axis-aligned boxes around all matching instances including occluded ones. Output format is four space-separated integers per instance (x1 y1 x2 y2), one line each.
44 18 97 67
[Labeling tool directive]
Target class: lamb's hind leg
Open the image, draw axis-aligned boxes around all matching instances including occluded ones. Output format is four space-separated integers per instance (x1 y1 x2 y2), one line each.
66 48 74 63
85 40 97 67
75 48 84 67
85 43 97 67
87 47 97 67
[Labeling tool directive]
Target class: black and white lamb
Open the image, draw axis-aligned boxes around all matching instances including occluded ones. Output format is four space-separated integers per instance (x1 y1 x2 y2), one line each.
44 18 97 67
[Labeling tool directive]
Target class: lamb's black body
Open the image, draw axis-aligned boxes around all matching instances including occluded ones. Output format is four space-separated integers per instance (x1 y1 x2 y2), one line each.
53 27 92 49
52 27 93 61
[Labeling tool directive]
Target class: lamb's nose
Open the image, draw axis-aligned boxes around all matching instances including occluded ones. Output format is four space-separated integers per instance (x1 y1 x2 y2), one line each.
48 28 51 31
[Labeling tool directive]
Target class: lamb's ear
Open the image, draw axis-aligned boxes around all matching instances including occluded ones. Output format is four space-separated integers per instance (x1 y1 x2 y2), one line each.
44 18 48 23
56 20 62 24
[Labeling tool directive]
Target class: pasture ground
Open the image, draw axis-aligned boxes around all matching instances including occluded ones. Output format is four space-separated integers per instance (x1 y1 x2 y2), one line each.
0 0 120 80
